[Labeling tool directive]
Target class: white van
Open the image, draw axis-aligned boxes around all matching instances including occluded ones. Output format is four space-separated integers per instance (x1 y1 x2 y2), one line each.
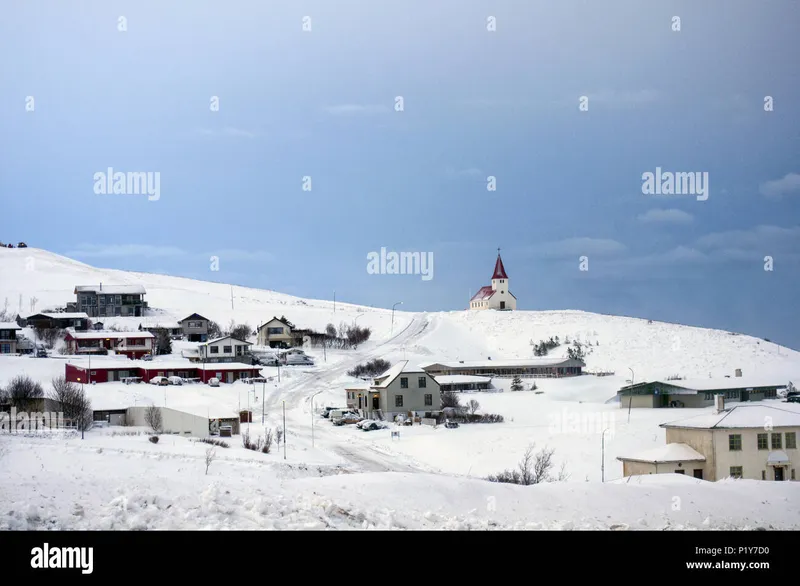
286 353 314 366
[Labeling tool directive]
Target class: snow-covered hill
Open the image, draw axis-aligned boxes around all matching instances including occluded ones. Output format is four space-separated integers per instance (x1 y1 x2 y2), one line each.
2 247 800 530
1 247 798 384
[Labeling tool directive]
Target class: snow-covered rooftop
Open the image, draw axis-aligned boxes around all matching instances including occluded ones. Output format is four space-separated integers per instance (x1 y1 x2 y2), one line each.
623 377 788 392
661 404 800 429
28 312 89 320
65 330 154 339
68 358 258 371
0 322 21 330
422 357 578 369
618 442 706 464
371 360 428 388
75 285 146 295
434 375 493 385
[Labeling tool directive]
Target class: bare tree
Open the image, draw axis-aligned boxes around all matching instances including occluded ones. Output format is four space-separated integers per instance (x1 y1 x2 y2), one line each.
205 447 216 475
467 399 480 415
229 323 251 342
262 428 274 453
34 327 62 349
6 375 44 411
207 320 222 339
441 390 461 409
325 323 337 338
49 376 93 433
144 405 163 435
276 427 283 448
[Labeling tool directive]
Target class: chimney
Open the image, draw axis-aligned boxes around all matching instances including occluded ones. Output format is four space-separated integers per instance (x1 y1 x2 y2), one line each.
735 368 742 378
714 394 725 413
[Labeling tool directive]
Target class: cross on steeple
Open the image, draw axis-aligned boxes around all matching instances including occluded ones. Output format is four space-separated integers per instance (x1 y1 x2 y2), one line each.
497 247 501 255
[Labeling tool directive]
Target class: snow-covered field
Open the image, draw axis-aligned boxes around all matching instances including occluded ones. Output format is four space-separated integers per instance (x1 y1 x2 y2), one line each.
1 248 800 530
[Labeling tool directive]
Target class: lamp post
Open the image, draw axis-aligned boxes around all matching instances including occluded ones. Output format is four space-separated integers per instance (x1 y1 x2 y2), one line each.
601 428 611 482
311 390 323 448
391 301 403 335
627 367 634 423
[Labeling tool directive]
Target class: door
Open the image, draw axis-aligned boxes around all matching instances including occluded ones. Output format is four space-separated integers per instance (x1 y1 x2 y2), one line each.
372 395 380 409
693 469 703 479
227 372 234 384
775 467 784 481
358 396 363 409
500 301 506 309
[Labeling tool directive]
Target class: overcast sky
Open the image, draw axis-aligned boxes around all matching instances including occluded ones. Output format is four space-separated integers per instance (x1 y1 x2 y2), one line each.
1 1 798 348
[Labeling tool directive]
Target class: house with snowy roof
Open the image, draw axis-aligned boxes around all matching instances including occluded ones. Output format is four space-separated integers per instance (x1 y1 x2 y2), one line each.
348 360 441 421
74 283 147 317
469 251 516 311
618 397 800 481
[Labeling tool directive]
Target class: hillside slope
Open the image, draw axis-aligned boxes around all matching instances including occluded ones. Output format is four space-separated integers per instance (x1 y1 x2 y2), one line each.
1 247 799 384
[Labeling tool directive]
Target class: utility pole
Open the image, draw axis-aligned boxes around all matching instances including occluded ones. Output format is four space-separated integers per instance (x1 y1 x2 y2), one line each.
601 428 610 482
282 401 286 460
627 367 634 423
230 285 234 310
333 290 336 313
261 381 266 424
311 390 323 448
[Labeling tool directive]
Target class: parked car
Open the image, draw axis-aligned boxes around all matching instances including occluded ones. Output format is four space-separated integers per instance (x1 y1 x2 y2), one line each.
35 347 47 358
444 420 459 429
150 376 169 386
167 376 184 386
17 242 27 248
286 354 314 366
141 354 153 361
358 420 388 431
208 377 220 387
256 355 281 366
786 395 800 404
321 406 343 419
332 412 362 426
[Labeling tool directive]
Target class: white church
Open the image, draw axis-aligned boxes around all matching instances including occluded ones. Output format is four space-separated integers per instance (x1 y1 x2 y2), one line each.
469 251 517 311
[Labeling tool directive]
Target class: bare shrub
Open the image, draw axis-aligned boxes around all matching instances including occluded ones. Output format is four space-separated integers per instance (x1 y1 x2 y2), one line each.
144 405 163 435
441 390 461 409
487 444 568 485
261 428 274 453
149 436 159 444
325 323 337 338
197 437 229 448
347 358 391 378
205 447 216 475
35 327 63 349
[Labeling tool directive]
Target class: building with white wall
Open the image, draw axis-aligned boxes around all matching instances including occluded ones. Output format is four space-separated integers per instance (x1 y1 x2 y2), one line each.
469 252 517 311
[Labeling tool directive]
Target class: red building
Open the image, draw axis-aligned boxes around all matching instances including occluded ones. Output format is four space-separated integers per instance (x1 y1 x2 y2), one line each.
65 361 260 385
64 330 154 359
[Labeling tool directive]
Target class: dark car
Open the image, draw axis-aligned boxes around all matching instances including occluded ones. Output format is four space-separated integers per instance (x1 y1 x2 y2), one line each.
786 396 800 403
17 242 27 248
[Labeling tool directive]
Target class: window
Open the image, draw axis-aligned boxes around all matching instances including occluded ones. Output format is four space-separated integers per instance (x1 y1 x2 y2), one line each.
765 389 777 398
115 295 122 305
188 321 201 328
223 346 232 354
424 394 432 406
771 433 782 449
210 346 219 354
792 469 796 480
395 395 403 407
267 327 283 335
757 433 769 450
400 377 408 389
786 432 797 449
418 377 427 388
674 469 685 475
704 392 714 401
730 466 743 479
762 470 766 480
99 296 106 306
728 434 742 451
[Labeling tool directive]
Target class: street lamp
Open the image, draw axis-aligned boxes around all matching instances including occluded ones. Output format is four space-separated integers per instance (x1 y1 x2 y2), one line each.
627 367 634 423
601 428 611 482
391 301 403 335
311 390 324 448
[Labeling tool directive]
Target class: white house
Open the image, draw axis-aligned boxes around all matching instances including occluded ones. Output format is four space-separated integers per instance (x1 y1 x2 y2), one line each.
348 360 441 421
197 335 252 363
618 398 800 481
469 252 516 311
256 317 295 348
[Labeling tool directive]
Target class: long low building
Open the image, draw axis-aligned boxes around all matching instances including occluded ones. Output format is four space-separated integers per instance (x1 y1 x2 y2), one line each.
64 330 154 359
434 375 492 392
421 357 584 378
617 377 787 409
65 359 261 384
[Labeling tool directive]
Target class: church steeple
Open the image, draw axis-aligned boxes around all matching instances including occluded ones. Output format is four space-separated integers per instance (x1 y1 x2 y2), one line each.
492 249 508 280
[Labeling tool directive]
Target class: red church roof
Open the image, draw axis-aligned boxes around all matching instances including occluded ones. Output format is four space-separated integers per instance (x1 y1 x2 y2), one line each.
470 286 495 302
492 254 508 280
